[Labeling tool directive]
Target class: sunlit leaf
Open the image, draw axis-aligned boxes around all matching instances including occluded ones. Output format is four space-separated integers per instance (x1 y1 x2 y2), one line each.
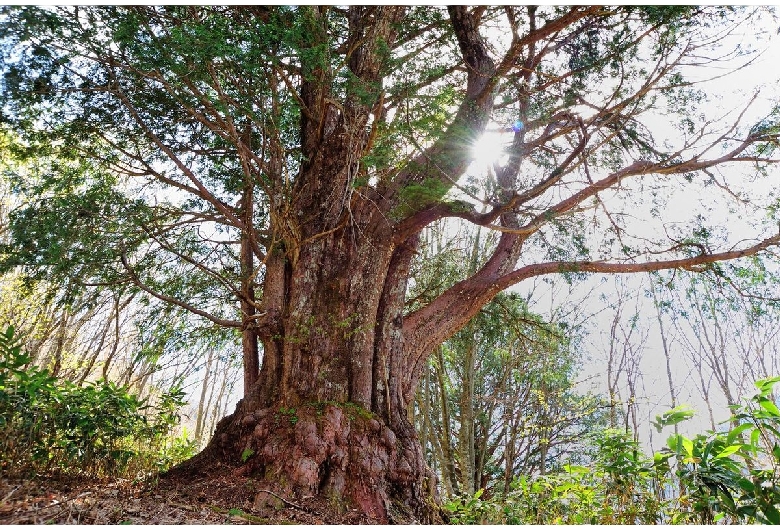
726 423 753 445
758 398 780 417
713 445 742 460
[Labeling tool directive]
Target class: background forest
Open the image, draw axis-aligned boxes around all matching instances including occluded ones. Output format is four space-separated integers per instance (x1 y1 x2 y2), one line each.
1 4 780 524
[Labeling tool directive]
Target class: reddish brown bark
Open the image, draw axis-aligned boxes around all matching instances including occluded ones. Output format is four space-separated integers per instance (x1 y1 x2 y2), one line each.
199 212 437 522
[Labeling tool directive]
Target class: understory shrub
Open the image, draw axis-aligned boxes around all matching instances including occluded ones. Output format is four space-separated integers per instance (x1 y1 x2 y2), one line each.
0 325 195 478
445 377 780 525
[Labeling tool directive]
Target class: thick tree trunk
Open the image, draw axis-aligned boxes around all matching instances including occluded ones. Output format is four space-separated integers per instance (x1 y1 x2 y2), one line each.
185 216 440 522
175 6 496 522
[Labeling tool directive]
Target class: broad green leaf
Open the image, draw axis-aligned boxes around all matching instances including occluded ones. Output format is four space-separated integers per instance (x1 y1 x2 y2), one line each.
755 376 780 397
726 422 753 445
652 405 695 433
763 502 780 525
682 437 694 457
653 451 672 466
765 424 780 440
713 444 742 460
736 477 755 493
702 439 715 461
667 433 682 453
751 428 761 448
758 398 780 417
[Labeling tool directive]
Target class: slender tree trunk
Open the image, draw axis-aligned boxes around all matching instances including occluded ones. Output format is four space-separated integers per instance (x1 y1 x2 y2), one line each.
78 311 113 385
458 330 477 496
240 185 260 393
102 300 122 380
194 347 215 444
607 308 623 429
651 283 680 440
49 310 69 377
435 345 460 498
211 370 227 434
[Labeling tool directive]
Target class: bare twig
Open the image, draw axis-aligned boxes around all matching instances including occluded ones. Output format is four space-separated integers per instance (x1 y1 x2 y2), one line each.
255 489 321 516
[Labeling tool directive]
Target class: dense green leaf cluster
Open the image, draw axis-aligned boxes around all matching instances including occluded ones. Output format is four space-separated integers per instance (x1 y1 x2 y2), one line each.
0 325 195 478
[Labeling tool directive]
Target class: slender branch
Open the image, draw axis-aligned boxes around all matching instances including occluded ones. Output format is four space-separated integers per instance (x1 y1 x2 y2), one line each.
107 66 247 233
499 233 780 288
404 230 780 397
119 251 241 328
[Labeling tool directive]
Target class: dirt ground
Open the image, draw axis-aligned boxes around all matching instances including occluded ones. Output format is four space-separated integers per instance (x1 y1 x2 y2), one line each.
0 464 381 525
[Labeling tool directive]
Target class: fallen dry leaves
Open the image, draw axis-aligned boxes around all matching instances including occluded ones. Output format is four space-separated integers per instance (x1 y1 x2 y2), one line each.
0 469 368 525
0 474 321 524
0 475 229 524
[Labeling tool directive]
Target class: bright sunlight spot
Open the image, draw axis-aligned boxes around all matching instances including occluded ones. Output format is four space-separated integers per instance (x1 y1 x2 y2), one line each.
472 129 509 168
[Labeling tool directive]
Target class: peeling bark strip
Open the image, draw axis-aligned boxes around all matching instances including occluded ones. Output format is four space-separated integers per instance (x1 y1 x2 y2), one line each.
4 5 780 523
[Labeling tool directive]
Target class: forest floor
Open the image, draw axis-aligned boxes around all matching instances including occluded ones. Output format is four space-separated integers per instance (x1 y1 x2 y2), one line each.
0 463 379 525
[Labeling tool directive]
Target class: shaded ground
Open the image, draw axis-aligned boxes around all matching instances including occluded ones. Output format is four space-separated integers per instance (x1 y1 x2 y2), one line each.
0 463 381 525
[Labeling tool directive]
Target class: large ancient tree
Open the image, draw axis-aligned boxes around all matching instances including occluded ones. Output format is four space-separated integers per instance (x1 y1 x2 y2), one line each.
1 6 779 522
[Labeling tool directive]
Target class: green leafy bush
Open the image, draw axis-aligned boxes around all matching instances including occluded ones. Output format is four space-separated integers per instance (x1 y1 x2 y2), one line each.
445 431 672 525
445 377 780 525
658 377 780 524
0 325 195 477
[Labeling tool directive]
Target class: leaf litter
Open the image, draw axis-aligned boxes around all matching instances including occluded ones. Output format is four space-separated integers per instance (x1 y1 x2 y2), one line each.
0 466 372 524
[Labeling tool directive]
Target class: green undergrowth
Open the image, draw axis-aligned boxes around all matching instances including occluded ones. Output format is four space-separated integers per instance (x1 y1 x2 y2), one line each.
445 377 780 525
0 325 195 478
